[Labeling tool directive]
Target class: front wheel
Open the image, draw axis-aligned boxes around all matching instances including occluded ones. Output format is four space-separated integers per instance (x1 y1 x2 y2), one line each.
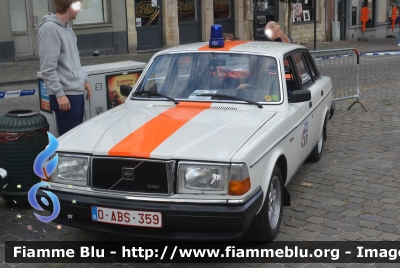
307 125 324 162
244 165 283 241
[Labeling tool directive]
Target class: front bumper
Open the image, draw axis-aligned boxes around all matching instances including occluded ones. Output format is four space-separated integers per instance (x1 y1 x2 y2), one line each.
37 188 263 240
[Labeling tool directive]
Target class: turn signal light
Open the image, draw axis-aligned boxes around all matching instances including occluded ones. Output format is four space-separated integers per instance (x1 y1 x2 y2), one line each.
229 177 251 195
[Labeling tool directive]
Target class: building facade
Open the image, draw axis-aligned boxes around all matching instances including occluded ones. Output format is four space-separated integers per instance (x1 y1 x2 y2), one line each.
334 0 398 40
279 0 327 43
126 0 327 52
0 0 330 62
126 0 248 52
0 0 128 62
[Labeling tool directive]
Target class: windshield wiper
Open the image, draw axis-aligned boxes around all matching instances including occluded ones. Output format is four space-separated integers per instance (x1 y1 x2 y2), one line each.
133 91 179 104
197 93 263 109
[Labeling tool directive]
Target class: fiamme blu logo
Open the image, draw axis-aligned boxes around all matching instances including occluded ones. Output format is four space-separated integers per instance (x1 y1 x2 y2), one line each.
28 133 60 223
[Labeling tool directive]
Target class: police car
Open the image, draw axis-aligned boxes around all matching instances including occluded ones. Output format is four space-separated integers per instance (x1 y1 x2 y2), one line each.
41 26 333 241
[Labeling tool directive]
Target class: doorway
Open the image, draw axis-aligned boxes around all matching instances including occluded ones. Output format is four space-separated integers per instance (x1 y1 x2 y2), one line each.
135 0 163 50
362 0 375 27
213 0 235 36
338 0 346 40
253 0 277 41
10 0 49 57
178 0 202 44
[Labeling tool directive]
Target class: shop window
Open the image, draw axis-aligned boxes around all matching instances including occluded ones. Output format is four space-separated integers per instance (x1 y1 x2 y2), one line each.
356 0 375 27
33 0 50 30
10 0 28 32
351 0 358 26
178 0 198 22
214 0 230 19
292 0 315 23
134 0 160 27
389 0 400 23
74 0 109 25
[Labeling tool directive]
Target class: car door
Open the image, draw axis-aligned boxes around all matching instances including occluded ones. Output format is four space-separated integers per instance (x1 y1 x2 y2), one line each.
303 50 326 144
293 50 325 151
284 51 315 176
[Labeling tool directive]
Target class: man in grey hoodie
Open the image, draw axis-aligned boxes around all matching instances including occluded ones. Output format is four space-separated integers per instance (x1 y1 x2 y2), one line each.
38 0 91 136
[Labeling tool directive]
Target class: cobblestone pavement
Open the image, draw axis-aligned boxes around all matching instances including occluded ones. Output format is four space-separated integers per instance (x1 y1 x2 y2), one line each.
1 53 400 267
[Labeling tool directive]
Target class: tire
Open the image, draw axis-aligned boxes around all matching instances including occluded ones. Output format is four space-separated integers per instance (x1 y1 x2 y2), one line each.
244 165 283 241
307 125 324 163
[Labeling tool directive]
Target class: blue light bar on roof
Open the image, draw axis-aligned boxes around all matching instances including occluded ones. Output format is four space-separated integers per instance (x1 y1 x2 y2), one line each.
209 24 225 48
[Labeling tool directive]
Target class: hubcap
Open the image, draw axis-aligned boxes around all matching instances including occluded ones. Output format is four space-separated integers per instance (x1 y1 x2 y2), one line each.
268 175 281 229
317 131 323 153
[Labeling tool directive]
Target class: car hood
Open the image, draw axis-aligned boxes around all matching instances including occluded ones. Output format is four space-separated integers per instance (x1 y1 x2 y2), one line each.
58 102 276 161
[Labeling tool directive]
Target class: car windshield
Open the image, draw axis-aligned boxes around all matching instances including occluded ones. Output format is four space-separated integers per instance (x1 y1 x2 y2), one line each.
134 53 281 103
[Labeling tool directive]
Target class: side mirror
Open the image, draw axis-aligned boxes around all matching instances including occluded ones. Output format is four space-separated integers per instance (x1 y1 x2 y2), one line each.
289 89 311 103
120 85 133 97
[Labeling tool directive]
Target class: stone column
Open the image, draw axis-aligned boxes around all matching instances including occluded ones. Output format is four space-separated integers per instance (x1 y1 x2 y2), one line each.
162 0 180 47
126 0 137 53
201 0 214 41
243 0 253 40
234 0 245 39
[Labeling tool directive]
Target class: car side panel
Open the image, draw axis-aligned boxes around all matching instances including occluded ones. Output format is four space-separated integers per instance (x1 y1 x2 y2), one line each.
310 77 333 139
231 109 300 203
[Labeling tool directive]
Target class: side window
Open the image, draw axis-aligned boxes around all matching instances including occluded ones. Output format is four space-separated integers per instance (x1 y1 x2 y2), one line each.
284 56 299 92
304 52 320 81
177 56 192 82
293 52 313 87
145 56 172 92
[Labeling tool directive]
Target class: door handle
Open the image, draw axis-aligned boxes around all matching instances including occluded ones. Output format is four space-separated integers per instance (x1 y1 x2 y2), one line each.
321 90 324 96
309 101 312 108
32 15 38 27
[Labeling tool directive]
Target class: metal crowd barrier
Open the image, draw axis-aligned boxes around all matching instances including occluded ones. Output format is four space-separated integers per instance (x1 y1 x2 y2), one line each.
310 48 367 112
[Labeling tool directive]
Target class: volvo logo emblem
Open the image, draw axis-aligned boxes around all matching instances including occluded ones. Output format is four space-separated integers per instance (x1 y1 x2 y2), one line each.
147 184 161 190
122 168 134 180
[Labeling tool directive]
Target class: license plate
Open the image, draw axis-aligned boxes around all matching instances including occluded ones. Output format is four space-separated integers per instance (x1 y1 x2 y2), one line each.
91 206 162 228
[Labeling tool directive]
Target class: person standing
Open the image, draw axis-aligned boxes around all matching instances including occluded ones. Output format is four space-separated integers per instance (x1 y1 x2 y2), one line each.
38 0 91 136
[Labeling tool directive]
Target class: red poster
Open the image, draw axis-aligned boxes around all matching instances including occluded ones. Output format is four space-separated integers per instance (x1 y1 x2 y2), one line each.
106 72 142 109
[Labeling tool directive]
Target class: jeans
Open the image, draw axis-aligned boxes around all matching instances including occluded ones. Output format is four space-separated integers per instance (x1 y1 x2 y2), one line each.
49 95 84 136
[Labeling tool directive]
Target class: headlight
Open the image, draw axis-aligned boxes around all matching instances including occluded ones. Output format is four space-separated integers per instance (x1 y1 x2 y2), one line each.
49 155 89 186
177 162 250 195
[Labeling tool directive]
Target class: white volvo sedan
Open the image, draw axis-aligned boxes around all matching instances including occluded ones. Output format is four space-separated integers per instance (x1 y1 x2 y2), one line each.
38 38 334 241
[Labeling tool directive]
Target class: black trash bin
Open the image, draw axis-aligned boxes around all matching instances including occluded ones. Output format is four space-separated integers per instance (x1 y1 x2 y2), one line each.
0 110 49 206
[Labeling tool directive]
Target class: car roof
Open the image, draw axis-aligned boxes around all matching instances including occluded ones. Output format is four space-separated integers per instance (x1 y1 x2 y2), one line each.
155 41 306 58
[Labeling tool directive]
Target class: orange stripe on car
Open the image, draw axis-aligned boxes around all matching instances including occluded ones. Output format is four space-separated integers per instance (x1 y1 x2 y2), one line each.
108 102 212 158
198 40 249 51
